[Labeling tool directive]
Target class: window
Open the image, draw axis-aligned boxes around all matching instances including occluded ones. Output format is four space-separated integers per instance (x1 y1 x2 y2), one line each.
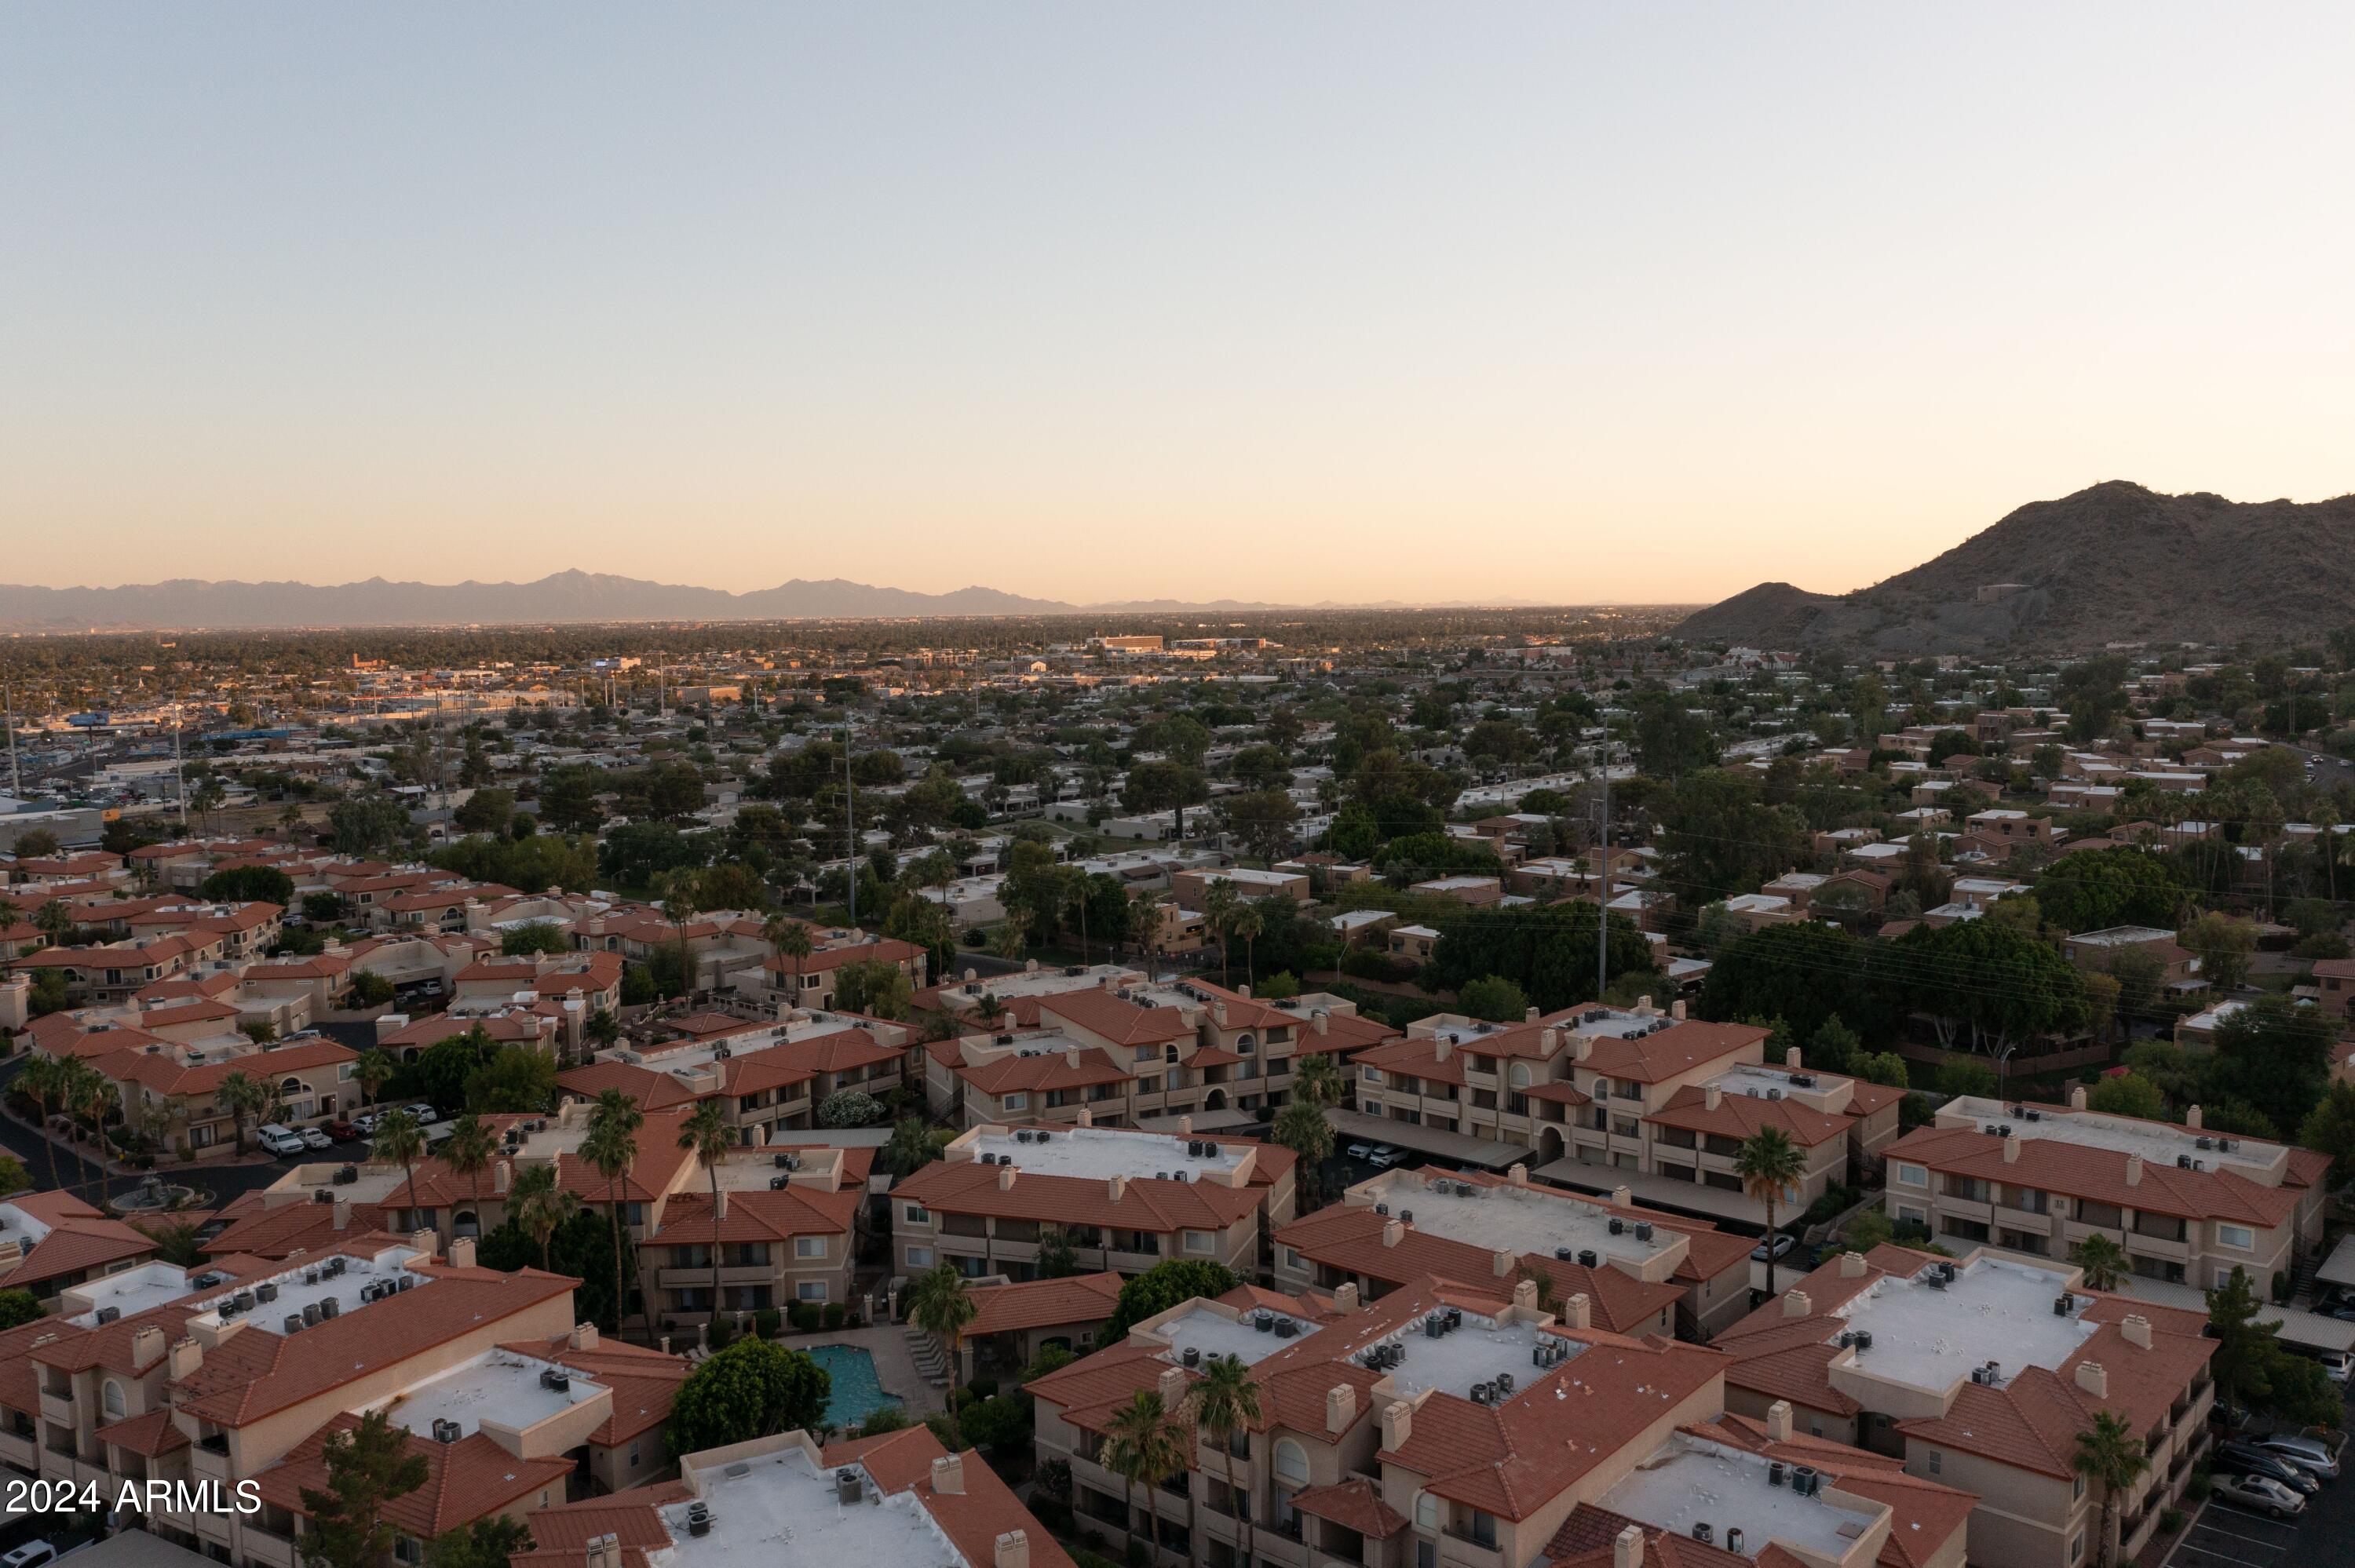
103 1380 125 1419
1272 1439 1308 1488
1362 1065 1382 1081
904 1204 929 1224
907 1247 934 1267
1894 1163 1928 1187
2217 1223 2255 1251
1282 1248 1301 1271
2072 1474 2085 1499
1135 1045 1157 1063
628 1442 640 1468
2068 1532 2083 1565
794 1236 826 1259
1415 1492 1438 1532
797 1281 827 1302
1002 1093 1028 1112
1925 1449 1941 1475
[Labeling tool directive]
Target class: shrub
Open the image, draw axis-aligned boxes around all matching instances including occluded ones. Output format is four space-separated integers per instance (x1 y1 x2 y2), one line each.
790 1302 822 1332
2159 1509 2185 1536
707 1316 734 1351
753 1308 782 1340
822 1303 846 1329
967 1376 999 1398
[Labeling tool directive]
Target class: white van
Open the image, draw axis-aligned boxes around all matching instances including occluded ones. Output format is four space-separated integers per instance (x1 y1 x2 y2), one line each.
257 1124 307 1158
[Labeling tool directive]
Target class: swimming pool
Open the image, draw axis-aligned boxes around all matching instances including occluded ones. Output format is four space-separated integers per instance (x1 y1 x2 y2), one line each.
805 1343 901 1428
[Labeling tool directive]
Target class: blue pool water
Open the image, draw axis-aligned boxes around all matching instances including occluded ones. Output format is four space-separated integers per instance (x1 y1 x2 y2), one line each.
806 1343 901 1428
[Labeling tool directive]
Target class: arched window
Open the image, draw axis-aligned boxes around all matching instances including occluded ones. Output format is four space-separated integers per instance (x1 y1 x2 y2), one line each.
1508 1063 1532 1090
1237 1033 1257 1056
1272 1439 1309 1488
103 1380 126 1419
280 1077 305 1097
1415 1491 1440 1532
1165 1043 1180 1063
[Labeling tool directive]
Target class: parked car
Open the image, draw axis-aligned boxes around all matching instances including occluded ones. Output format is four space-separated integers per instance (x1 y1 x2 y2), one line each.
324 1120 362 1143
407 1103 440 1125
2320 1350 2353 1385
2 1541 60 1568
2214 1441 2320 1495
2214 1471 2305 1518
257 1124 307 1158
1345 1142 1375 1160
1751 1234 1798 1264
2253 1433 2341 1479
299 1127 334 1151
1367 1146 1408 1169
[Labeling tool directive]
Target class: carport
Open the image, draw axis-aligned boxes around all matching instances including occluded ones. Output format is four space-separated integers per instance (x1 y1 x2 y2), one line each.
2121 1274 2355 1354
1323 1108 1527 1170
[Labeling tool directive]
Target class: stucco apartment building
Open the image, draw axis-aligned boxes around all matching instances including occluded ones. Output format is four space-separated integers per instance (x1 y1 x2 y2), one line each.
1272 1164 1758 1340
1880 1091 2328 1289
1712 1245 2213 1568
1349 1002 1900 1221
0 1191 155 1304
26 1010 363 1154
559 1011 915 1139
1028 1271 1971 1568
891 1123 1298 1284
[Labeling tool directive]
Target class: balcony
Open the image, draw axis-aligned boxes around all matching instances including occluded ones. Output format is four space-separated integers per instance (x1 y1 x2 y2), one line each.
1995 1204 2054 1234
655 1264 786 1289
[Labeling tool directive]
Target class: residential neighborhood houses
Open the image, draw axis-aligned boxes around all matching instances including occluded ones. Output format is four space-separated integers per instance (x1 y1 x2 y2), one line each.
0 614 2353 1568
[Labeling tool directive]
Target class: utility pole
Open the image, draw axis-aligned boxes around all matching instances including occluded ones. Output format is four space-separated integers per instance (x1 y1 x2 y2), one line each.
174 708 187 826
3 684 20 801
843 714 857 926
1596 722 1611 1002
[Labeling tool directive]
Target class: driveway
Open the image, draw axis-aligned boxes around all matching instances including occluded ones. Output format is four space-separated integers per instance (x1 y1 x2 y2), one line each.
0 1056 309 1212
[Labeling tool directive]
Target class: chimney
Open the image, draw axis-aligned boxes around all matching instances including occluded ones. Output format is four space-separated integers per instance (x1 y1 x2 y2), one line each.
1524 1006 1540 1023
131 1325 166 1369
1382 1219 1404 1248
1765 1399 1794 1442
1561 1293 1591 1330
167 1336 202 1380
2124 1154 2142 1187
1613 1526 1645 1568
1380 1398 1413 1450
2069 1085 2087 1111
1612 1185 1631 1209
994 1532 1030 1568
570 1322 600 1351
965 968 977 983
1213 1002 1229 1027
1333 1282 1360 1314
1670 1000 1685 1021
1000 1011 1016 1032
333 1197 352 1229
494 1158 512 1194
1313 1012 1330 1037
411 1227 437 1256
448 1236 476 1269
1839 1251 1868 1278
1508 1164 1528 1187
1159 1366 1188 1407
1495 1249 1517 1278
1572 1034 1591 1063
1540 1027 1558 1051
1179 1115 1193 1136
998 1163 1017 1191
1239 984 1252 1000
1703 1085 1722 1111
2121 1315 2152 1350
932 1453 966 1495
2185 1103 2203 1130
1636 995 1655 1016
1077 1106 1093 1127
2003 1136 2021 1164
1784 1289 1813 1318
2075 1361 2108 1398
1108 1174 1126 1203
1433 1036 1451 1063
1784 1045 1802 1070
1327 1384 1357 1435
1064 1047 1081 1070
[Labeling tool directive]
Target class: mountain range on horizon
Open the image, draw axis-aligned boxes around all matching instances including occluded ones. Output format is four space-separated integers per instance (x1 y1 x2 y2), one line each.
0 570 1592 632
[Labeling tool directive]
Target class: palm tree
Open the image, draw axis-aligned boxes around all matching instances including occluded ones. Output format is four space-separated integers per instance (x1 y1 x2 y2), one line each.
1229 905 1264 989
440 1114 498 1239
1189 1354 1264 1567
1103 1388 1188 1564
1734 1125 1806 1295
76 1072 119 1202
2072 1409 2149 1568
355 1048 394 1115
1203 881 1238 979
583 1089 643 1333
904 1260 977 1384
1291 1053 1342 1110
767 915 813 1006
16 1055 67 1194
677 1099 736 1333
2069 1234 2130 1293
1272 1097 1334 1210
661 884 702 997
883 1117 940 1180
32 899 75 948
372 1109 429 1231
217 1070 271 1158
987 920 1027 962
510 1161 577 1271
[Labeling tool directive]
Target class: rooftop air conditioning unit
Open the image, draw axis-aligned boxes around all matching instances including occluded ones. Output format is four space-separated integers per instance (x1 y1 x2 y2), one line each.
2176 1154 2193 1169
94 1306 120 1325
1690 1525 1712 1546
1765 1088 1782 1101
1375 1203 1389 1216
284 1314 305 1333
2025 1108 2043 1121
315 1189 336 1204
1634 1222 1653 1242
1554 1246 1575 1261
835 1468 864 1505
1768 1461 1785 1487
1399 1209 1413 1223
1578 1249 1597 1267
319 1297 339 1319
1853 1330 1872 1350
1608 1218 1625 1235
1181 1347 1200 1367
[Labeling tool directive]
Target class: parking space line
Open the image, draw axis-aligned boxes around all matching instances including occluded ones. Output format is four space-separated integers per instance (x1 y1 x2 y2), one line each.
2171 1543 2273 1568
2189 1521 2290 1546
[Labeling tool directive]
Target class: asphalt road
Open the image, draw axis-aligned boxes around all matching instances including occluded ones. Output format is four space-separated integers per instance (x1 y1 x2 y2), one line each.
0 1056 305 1212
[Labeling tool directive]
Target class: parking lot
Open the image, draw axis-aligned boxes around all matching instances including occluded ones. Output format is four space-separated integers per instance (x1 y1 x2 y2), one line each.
2165 1497 2304 1568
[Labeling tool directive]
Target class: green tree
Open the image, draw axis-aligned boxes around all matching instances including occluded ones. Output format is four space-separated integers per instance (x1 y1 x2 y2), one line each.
1102 1388 1188 1563
1660 770 1807 904
2205 1266 2278 1413
583 1089 644 1332
217 1068 272 1158
1272 1096 1334 1209
1735 1127 1806 1295
884 1118 944 1180
2030 848 2187 935
0 1289 44 1330
500 921 570 957
2206 994 2335 1143
328 793 418 859
2179 910 2258 994
2068 1234 2129 1293
1456 975 1530 1023
355 1047 395 1114
904 1261 979 1379
1221 789 1302 862
439 1114 498 1235
2071 1409 2149 1568
1102 1259 1238 1341
14 1056 67 1193
2085 1072 2166 1121
1035 1224 1081 1280
508 1160 577 1271
425 1517 531 1568
371 1110 428 1227
679 1099 736 1329
1189 1353 1264 1568
666 1339 832 1459
199 864 297 906
464 1045 559 1114
297 1409 431 1568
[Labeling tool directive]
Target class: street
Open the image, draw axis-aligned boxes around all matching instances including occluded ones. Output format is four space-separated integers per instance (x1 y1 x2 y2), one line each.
0 1056 306 1214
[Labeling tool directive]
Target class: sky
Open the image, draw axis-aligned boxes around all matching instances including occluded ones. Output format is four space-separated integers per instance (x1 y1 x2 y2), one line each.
5 4 2351 607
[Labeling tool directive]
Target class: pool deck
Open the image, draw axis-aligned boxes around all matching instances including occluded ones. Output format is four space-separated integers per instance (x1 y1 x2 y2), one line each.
797 1323 946 1420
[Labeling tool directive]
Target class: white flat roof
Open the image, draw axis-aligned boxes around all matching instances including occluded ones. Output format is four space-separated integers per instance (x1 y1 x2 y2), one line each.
971 1125 1245 1183
1341 1301 1575 1402
375 1347 603 1438
1603 1434 1880 1560
936 966 1140 1006
1159 1302 1323 1368
67 1261 203 1326
0 1202 57 1249
190 1244 433 1336
1944 1095 2281 1177
1367 1172 1675 1268
1829 1256 2097 1395
630 1012 874 1077
666 1443 967 1568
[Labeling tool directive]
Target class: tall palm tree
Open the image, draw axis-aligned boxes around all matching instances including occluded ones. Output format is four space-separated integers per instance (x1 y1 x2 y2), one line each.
583 1090 644 1333
1229 905 1264 990
1203 881 1238 979
440 1114 498 1238
1189 1353 1263 1568
883 1118 940 1180
660 884 702 997
1104 1388 1188 1564
2072 1409 2149 1568
16 1055 66 1194
77 1074 119 1203
32 899 75 949
1734 1126 1806 1296
677 1099 736 1332
1291 1053 1342 1110
355 1048 394 1115
767 915 813 1006
1272 1097 1334 1210
2069 1234 2130 1293
371 1109 429 1231
904 1260 977 1384
217 1069 270 1158
510 1161 576 1271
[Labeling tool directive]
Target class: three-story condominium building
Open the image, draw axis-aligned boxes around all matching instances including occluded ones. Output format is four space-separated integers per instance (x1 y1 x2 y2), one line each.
892 1123 1298 1283
559 1010 915 1138
1879 1091 2328 1287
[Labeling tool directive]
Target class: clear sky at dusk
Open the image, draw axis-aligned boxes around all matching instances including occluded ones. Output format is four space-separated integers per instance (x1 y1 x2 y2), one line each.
5 4 2350 605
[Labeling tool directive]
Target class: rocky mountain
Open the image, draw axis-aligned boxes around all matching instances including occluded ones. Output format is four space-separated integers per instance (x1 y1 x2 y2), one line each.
0 571 1075 630
1677 482 2355 655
